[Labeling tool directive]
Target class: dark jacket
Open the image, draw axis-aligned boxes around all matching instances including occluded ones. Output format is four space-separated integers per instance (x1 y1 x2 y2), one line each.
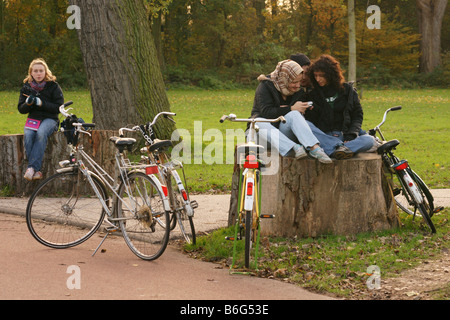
304 83 363 140
251 79 307 128
18 81 64 121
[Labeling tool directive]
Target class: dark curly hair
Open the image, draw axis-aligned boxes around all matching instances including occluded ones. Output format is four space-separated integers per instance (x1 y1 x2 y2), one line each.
306 55 345 91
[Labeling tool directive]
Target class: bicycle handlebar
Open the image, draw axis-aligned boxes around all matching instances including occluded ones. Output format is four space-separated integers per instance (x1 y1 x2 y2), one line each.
118 111 176 138
219 114 287 124
59 101 74 117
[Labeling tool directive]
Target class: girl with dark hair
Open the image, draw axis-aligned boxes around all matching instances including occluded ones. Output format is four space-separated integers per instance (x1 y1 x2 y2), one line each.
304 55 375 159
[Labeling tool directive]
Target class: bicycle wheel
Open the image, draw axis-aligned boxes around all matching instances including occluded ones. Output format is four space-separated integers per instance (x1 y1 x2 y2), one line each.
26 170 107 249
244 210 252 268
117 172 170 260
167 172 196 244
394 170 436 233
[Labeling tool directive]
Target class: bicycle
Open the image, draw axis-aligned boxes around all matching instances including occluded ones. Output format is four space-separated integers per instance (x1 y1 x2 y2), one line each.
120 111 197 245
26 101 170 260
368 106 441 233
220 114 286 270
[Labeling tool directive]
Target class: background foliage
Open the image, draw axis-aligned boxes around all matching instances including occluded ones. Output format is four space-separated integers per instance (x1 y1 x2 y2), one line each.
0 0 449 90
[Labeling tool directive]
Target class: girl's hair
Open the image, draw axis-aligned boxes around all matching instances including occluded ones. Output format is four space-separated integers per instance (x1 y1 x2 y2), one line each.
307 55 345 91
23 58 57 83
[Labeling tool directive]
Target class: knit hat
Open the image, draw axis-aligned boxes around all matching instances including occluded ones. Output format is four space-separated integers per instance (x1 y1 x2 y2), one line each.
290 53 311 67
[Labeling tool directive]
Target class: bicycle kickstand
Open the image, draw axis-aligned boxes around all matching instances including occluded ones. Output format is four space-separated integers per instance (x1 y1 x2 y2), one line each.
92 225 119 257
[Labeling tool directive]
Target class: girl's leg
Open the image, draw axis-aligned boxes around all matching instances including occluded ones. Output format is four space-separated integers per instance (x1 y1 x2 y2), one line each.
306 122 343 156
279 111 319 149
255 120 296 157
344 134 376 153
27 119 58 171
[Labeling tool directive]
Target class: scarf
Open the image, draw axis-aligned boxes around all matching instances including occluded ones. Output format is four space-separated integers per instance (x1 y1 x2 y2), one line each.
257 60 303 97
30 81 47 92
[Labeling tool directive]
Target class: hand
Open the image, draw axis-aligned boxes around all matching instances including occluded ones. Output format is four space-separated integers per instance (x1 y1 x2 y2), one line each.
35 97 42 107
26 95 36 106
291 101 312 114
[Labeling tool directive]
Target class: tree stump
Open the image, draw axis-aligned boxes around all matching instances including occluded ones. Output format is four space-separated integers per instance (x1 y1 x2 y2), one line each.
0 130 138 197
229 150 399 237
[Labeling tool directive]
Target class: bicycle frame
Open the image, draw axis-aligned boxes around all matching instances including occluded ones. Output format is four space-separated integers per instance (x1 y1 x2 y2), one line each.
59 104 168 227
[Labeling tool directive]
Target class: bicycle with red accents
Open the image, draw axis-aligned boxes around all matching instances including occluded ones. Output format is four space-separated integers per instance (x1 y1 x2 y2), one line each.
220 114 286 270
120 112 197 245
368 106 442 233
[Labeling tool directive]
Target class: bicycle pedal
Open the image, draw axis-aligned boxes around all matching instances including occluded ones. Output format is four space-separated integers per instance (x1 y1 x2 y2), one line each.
433 206 444 214
392 188 401 196
260 214 275 219
105 226 119 233
190 200 198 209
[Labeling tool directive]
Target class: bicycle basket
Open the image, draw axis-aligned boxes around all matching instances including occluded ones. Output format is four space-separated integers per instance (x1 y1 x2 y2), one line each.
61 115 85 145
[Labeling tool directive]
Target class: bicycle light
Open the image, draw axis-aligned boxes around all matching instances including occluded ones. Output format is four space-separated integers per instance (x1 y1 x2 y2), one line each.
393 160 409 171
243 155 259 169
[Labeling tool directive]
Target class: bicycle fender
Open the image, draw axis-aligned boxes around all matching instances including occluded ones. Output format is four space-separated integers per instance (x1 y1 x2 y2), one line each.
244 176 255 211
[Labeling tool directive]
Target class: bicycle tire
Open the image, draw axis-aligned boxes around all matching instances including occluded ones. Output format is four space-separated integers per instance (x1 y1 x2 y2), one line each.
395 170 436 233
26 170 107 249
117 172 170 261
167 172 196 245
244 210 252 269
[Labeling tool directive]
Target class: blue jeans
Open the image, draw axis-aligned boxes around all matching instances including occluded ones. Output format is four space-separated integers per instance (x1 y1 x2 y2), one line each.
255 111 320 157
306 121 375 156
24 118 58 171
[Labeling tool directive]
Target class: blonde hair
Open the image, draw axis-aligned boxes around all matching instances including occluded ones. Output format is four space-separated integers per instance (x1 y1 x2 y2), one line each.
23 58 57 83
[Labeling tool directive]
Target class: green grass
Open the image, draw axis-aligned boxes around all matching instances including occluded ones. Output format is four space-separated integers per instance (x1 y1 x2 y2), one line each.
1 88 449 190
186 211 450 298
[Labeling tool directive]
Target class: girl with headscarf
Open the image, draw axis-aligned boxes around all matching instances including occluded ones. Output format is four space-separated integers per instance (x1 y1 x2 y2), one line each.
250 59 332 163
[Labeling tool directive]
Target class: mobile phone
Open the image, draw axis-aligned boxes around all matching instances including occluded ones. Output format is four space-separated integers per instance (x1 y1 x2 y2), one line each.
307 101 313 110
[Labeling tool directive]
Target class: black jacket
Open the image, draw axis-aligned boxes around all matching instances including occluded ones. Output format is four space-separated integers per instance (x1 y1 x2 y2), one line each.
18 81 64 121
304 83 363 140
251 79 307 128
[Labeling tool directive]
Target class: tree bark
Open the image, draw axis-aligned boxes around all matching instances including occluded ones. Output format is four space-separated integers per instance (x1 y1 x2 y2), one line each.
229 152 399 237
348 0 356 82
416 0 448 73
69 0 174 139
0 131 138 197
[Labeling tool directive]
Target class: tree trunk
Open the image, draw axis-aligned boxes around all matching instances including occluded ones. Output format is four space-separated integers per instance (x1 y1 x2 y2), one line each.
229 152 399 237
0 131 138 197
69 0 174 139
416 0 448 73
348 0 356 82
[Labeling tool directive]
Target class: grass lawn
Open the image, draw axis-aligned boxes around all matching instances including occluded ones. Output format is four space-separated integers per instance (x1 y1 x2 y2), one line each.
1 88 448 191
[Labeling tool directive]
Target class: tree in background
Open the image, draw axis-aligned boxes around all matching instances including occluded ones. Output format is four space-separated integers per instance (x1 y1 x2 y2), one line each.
416 0 447 73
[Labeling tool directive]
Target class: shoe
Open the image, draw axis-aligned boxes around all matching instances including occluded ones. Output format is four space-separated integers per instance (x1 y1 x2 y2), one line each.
32 171 43 180
293 145 308 159
24 168 35 181
309 147 332 164
331 145 354 160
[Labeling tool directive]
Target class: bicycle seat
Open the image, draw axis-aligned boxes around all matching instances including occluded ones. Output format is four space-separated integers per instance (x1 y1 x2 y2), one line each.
377 139 400 154
110 136 137 152
148 139 173 152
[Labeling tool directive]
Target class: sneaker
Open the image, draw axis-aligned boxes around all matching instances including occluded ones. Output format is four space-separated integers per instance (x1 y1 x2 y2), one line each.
293 145 308 159
32 171 43 180
309 147 332 164
331 145 354 160
24 167 35 181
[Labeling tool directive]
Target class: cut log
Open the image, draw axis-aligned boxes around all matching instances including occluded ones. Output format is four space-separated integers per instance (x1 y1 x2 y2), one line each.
229 151 399 237
0 130 139 197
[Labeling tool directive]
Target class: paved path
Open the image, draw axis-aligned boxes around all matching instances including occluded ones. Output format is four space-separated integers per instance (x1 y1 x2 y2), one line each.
0 190 448 301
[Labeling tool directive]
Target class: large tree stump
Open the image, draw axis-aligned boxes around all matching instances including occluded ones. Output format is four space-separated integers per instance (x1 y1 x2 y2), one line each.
229 151 399 237
0 130 139 197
